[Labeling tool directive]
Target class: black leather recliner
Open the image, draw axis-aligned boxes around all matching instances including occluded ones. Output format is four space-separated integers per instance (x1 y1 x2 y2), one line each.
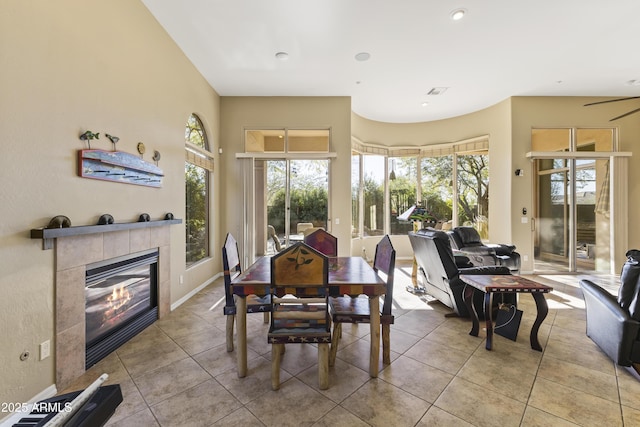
447 226 521 273
580 250 640 367
409 228 514 318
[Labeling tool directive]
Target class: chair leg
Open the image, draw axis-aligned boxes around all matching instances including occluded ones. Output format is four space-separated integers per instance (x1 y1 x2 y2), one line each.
263 311 269 323
329 323 341 367
225 314 235 352
318 343 329 390
271 343 283 390
382 324 391 365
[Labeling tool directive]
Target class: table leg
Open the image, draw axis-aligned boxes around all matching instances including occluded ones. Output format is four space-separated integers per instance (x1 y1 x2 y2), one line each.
530 293 549 351
484 292 494 350
463 284 480 337
369 296 380 378
236 296 247 378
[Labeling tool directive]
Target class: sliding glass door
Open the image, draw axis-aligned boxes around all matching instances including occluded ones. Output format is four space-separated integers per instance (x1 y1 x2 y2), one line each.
243 129 331 259
532 128 614 273
262 159 329 255
535 159 571 271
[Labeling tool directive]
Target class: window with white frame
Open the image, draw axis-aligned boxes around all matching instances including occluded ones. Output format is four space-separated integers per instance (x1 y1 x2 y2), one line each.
185 114 213 266
351 137 489 237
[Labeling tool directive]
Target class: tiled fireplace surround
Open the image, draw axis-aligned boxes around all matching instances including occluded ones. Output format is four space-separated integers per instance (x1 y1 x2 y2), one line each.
54 226 171 391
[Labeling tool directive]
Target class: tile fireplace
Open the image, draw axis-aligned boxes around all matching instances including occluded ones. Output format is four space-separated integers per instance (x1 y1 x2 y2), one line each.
45 222 176 390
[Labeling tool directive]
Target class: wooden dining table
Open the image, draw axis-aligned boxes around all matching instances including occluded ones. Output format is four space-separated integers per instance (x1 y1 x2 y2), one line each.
231 256 387 378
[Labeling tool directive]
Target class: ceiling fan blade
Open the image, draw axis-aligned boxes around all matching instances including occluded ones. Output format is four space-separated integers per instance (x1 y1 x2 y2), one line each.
609 106 640 121
584 96 640 106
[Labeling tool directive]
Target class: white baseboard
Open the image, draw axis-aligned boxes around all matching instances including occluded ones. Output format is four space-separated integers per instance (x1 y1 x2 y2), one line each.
170 272 221 311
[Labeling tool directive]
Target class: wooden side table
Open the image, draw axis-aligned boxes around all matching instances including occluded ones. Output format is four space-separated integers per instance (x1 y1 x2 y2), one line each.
460 275 553 351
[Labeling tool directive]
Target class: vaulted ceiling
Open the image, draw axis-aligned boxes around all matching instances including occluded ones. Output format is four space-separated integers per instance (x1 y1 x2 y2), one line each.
142 0 640 123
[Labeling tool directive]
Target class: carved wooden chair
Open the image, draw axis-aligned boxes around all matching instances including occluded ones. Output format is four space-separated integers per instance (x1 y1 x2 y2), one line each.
222 233 270 352
303 228 338 257
329 235 396 365
269 242 331 390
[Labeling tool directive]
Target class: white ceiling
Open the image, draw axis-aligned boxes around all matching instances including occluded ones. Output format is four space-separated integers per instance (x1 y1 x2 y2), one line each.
142 0 640 123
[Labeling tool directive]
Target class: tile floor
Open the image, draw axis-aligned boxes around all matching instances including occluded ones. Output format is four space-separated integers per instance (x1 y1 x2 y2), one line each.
62 261 640 427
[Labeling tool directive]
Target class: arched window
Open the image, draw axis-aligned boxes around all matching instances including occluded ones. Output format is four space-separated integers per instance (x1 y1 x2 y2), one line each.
185 114 213 266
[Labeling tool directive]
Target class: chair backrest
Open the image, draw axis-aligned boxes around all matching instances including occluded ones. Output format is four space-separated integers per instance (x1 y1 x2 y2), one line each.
303 226 325 237
296 222 314 235
270 243 330 337
267 225 282 252
373 235 396 316
271 242 328 297
619 249 640 320
303 228 337 257
452 226 484 247
222 233 241 309
411 228 459 280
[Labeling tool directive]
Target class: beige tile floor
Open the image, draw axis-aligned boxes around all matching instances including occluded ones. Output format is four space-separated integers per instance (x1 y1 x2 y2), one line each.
62 261 640 427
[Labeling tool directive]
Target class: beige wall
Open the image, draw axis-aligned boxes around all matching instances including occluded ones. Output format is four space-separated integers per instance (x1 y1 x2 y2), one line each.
219 97 352 259
0 0 220 404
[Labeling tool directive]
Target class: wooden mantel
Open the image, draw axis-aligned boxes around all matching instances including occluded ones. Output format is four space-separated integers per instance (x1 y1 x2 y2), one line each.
31 218 182 250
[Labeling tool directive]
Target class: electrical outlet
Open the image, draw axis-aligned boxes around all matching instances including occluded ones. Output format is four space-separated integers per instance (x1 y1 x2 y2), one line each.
40 340 50 360
179 274 184 285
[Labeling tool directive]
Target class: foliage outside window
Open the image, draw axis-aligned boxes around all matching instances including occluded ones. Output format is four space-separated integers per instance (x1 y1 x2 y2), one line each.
363 155 385 236
457 154 489 238
351 142 489 238
266 159 329 235
389 157 417 235
421 156 454 223
185 114 213 266
351 153 361 237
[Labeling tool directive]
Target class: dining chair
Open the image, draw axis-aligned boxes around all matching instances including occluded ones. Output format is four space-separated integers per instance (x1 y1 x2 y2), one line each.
222 233 270 352
269 242 331 390
296 222 314 235
328 235 396 366
303 228 338 257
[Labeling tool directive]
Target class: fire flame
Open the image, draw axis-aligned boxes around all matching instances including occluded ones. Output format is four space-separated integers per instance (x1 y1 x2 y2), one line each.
106 284 132 314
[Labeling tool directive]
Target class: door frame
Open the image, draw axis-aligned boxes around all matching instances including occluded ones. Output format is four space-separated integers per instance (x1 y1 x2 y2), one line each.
527 150 630 274
237 152 336 266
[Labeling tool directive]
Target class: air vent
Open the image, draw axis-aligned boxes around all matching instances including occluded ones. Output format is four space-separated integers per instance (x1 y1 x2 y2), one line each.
427 87 448 95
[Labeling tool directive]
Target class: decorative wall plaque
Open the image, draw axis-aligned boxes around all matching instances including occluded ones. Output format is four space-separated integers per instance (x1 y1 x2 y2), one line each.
78 149 163 188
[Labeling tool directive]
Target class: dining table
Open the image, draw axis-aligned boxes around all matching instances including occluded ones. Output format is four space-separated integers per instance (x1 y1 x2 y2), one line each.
231 255 387 378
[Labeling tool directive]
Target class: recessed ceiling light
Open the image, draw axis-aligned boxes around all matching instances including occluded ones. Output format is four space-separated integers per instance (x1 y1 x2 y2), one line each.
450 8 467 21
355 52 370 61
275 51 289 60
421 102 429 107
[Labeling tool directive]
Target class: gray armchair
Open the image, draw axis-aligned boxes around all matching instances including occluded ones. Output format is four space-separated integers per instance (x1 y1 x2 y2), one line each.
580 250 640 367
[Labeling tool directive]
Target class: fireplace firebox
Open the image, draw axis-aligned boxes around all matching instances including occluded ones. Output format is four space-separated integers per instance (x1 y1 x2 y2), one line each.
85 249 159 368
